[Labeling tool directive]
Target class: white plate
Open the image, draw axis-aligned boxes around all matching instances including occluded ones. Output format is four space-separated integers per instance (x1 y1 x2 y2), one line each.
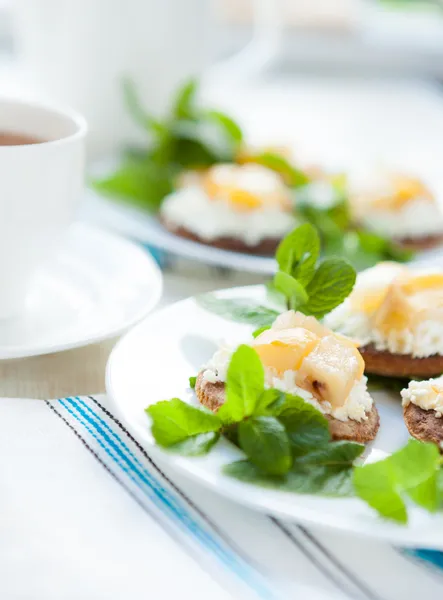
83 191 277 275
0 223 162 359
106 284 443 550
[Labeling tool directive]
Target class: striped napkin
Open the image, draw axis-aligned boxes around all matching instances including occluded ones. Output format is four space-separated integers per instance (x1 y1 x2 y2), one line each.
2 396 443 600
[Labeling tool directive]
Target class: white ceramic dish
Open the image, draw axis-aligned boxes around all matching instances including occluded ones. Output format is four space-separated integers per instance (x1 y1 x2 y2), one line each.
106 285 443 550
0 223 162 359
84 186 443 276
83 190 277 275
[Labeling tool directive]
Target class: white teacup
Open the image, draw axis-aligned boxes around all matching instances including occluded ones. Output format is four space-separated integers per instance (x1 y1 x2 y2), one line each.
0 98 86 319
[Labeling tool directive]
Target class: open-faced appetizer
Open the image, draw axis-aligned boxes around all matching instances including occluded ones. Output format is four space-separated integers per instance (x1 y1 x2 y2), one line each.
402 377 443 449
196 310 379 443
325 262 443 378
160 163 296 254
350 171 443 250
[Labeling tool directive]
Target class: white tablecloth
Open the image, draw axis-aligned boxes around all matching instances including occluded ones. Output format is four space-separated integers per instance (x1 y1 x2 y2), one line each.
2 394 442 600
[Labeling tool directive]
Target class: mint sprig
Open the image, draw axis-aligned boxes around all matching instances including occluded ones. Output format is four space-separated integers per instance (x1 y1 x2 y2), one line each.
197 223 357 328
353 439 442 523
147 345 365 497
93 78 243 209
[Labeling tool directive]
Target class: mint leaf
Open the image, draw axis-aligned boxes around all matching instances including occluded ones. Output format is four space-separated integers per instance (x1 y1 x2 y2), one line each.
389 439 441 512
172 78 198 119
254 389 286 416
205 110 243 145
353 461 408 523
252 326 270 339
218 345 264 423
353 439 441 522
169 432 220 456
295 441 364 466
277 395 330 456
196 295 279 327
172 119 234 166
276 224 320 286
122 77 166 136
250 152 309 188
437 469 443 508
273 271 308 309
238 417 292 475
302 257 356 319
224 460 354 497
93 158 173 211
189 376 197 389
147 398 221 446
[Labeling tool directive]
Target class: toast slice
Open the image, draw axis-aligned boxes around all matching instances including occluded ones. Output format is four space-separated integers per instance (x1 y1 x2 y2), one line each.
195 372 379 443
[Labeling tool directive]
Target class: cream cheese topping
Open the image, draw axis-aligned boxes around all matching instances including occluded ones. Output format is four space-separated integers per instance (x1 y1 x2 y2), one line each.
325 263 443 357
160 186 296 245
401 376 443 418
361 197 443 240
351 171 443 240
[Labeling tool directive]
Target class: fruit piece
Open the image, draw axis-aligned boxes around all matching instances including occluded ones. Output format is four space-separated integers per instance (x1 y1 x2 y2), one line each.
202 163 290 211
373 271 443 335
295 335 365 408
373 281 414 335
399 273 443 295
372 173 434 210
227 188 262 211
271 310 330 338
253 327 319 374
349 262 406 315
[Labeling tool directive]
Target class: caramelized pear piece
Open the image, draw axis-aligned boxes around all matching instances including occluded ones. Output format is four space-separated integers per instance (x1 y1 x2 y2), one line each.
296 335 364 408
253 327 319 374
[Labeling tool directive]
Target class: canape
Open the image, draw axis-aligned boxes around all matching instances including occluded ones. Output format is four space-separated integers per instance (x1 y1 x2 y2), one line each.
325 262 443 378
160 163 296 254
402 377 443 448
195 311 380 443
350 171 443 249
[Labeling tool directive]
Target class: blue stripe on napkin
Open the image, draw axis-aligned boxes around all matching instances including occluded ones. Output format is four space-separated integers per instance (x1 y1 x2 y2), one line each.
48 395 443 599
51 396 278 600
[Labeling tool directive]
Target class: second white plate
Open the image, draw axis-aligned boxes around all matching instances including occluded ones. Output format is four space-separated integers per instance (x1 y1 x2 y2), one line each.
106 284 443 550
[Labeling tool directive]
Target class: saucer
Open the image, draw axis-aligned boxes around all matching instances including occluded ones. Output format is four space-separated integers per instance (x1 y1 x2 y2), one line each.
0 223 162 359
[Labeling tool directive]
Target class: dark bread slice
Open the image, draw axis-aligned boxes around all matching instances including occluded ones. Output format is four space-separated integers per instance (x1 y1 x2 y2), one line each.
403 402 443 449
397 233 443 251
195 372 379 443
161 218 281 256
359 344 443 378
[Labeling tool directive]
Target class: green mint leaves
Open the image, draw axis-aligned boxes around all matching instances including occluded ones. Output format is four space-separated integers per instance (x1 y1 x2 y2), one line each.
146 398 221 447
146 345 364 497
218 345 264 423
197 223 357 328
274 223 356 318
303 257 356 319
275 223 320 286
247 151 310 188
93 77 243 209
238 417 292 476
196 295 279 328
353 439 442 523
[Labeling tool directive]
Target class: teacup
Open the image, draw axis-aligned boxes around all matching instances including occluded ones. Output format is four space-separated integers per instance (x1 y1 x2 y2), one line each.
0 98 86 319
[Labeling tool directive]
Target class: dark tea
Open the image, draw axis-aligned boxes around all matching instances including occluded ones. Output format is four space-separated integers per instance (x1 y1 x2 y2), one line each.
0 132 44 146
